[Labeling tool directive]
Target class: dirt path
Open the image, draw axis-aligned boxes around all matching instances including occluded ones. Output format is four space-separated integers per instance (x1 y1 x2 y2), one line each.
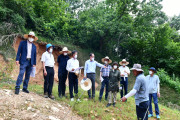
0 89 82 120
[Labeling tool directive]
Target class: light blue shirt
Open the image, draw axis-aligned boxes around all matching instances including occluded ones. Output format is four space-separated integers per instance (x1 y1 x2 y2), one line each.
146 75 160 94
84 60 104 76
133 73 149 105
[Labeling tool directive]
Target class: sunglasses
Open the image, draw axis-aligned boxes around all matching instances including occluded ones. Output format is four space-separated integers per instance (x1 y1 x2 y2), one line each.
28 35 35 39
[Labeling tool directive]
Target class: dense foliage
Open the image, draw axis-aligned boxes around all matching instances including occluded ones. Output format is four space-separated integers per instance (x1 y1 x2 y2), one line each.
0 0 180 76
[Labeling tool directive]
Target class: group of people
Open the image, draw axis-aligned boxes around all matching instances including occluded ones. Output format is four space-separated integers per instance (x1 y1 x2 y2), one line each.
15 32 161 120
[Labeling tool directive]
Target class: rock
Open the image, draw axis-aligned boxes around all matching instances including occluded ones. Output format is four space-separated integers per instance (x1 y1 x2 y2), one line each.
51 107 59 112
48 116 60 120
27 107 35 112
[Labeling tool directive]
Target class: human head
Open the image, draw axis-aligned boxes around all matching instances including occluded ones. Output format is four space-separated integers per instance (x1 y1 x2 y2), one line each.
149 67 156 75
130 64 144 76
89 53 95 61
72 50 78 59
112 62 119 70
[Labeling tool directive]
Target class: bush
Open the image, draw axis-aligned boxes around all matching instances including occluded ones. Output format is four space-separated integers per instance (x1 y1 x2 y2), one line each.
157 69 180 93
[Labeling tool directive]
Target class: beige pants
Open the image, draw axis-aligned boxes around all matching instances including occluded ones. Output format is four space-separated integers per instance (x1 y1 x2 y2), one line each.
108 91 117 103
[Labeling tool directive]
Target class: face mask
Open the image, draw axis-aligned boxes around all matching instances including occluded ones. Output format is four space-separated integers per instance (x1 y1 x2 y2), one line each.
49 48 53 53
149 71 153 75
74 55 77 59
28 38 34 42
123 64 126 66
92 58 94 61
64 53 67 56
104 61 108 64
113 65 117 69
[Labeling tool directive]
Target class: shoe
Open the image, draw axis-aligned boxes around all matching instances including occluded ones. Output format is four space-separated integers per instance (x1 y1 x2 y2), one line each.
148 114 153 118
58 94 62 98
15 88 20 95
44 93 48 98
22 88 29 93
156 115 160 119
106 103 111 107
113 103 116 107
77 99 81 102
88 97 91 100
105 98 108 101
49 95 55 100
71 98 74 101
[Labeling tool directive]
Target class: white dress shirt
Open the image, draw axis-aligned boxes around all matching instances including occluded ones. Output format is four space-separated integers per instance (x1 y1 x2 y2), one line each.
41 51 55 67
66 58 79 73
119 66 130 77
27 41 32 58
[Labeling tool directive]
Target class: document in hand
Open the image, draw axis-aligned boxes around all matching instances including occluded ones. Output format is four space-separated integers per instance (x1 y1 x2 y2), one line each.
30 67 36 77
100 76 104 82
74 67 84 71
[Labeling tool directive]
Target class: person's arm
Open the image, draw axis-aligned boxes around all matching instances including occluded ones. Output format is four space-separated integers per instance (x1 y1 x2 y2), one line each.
96 61 105 68
100 72 102 81
57 56 60 66
84 61 87 78
16 41 23 65
157 76 160 97
33 46 36 66
42 61 47 76
124 89 137 99
124 67 130 75
66 60 71 72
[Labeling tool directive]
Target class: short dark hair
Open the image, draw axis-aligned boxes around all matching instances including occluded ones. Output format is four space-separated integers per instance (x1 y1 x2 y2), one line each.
72 50 77 55
89 53 94 57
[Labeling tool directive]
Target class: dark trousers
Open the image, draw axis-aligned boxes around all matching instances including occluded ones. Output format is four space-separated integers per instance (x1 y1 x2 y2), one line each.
58 72 68 96
120 77 128 98
136 101 149 120
149 93 160 115
44 66 54 96
87 73 96 98
99 76 109 100
16 59 32 89
68 72 78 98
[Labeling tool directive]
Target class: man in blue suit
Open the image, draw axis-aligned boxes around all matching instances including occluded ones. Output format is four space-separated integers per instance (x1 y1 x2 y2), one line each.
15 31 38 95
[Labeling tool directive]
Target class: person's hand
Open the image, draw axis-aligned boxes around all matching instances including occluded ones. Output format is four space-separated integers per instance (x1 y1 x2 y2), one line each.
44 70 47 76
33 65 36 67
84 76 87 79
104 66 107 68
121 74 125 76
72 68 75 71
16 61 19 65
124 70 127 73
157 93 160 98
121 97 127 102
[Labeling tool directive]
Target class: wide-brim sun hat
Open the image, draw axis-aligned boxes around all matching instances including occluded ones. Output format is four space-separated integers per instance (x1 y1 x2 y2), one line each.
24 31 38 41
130 64 143 72
119 59 129 65
80 78 92 91
101 56 112 64
59 47 71 54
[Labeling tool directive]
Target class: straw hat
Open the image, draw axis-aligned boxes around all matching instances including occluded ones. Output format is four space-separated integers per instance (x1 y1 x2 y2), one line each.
119 59 129 65
101 56 112 64
80 78 92 91
130 64 143 72
24 31 38 41
59 47 71 54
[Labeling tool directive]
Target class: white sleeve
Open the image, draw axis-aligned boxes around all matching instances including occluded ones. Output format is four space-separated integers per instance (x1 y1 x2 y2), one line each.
41 53 45 62
124 89 137 99
157 83 160 93
66 60 71 71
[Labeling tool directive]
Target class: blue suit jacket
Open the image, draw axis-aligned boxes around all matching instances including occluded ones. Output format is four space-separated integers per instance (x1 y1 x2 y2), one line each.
16 41 36 66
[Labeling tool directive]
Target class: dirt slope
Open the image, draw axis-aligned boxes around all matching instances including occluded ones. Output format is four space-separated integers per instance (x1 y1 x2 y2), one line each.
0 89 82 120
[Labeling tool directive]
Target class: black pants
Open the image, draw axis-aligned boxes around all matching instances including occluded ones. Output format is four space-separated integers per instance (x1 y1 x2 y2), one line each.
44 67 54 96
68 72 78 98
136 101 149 120
87 73 95 98
120 77 128 98
58 72 68 96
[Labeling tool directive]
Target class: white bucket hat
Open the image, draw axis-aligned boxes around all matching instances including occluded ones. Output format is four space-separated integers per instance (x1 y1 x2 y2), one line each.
130 64 144 72
59 47 71 54
24 31 38 41
80 78 92 91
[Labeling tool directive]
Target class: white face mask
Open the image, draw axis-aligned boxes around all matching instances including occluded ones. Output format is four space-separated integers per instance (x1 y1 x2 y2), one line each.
104 61 108 64
149 71 153 75
113 65 117 69
74 54 77 59
91 58 94 61
64 53 67 56
123 64 126 66
28 38 34 42
49 48 53 53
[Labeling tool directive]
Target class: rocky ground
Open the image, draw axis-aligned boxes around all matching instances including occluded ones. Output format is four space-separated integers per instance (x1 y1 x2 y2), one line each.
0 89 82 120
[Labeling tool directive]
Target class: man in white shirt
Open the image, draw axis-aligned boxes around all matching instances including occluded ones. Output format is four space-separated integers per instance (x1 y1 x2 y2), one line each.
66 50 79 101
41 44 55 99
119 59 130 99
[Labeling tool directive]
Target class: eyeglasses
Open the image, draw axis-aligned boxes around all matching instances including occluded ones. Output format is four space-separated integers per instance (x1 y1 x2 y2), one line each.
28 35 35 39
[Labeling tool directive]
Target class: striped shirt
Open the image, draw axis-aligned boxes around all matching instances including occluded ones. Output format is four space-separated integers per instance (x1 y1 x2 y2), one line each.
100 64 112 77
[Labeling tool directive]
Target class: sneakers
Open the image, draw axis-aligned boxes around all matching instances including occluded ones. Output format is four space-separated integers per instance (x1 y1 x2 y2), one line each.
157 115 160 119
15 88 20 95
106 103 111 107
148 114 153 118
49 95 55 100
44 93 48 98
22 88 29 93
71 98 74 101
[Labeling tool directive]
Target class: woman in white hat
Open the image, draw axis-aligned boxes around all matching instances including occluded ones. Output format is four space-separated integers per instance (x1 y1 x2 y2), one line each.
57 47 71 98
119 59 130 99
